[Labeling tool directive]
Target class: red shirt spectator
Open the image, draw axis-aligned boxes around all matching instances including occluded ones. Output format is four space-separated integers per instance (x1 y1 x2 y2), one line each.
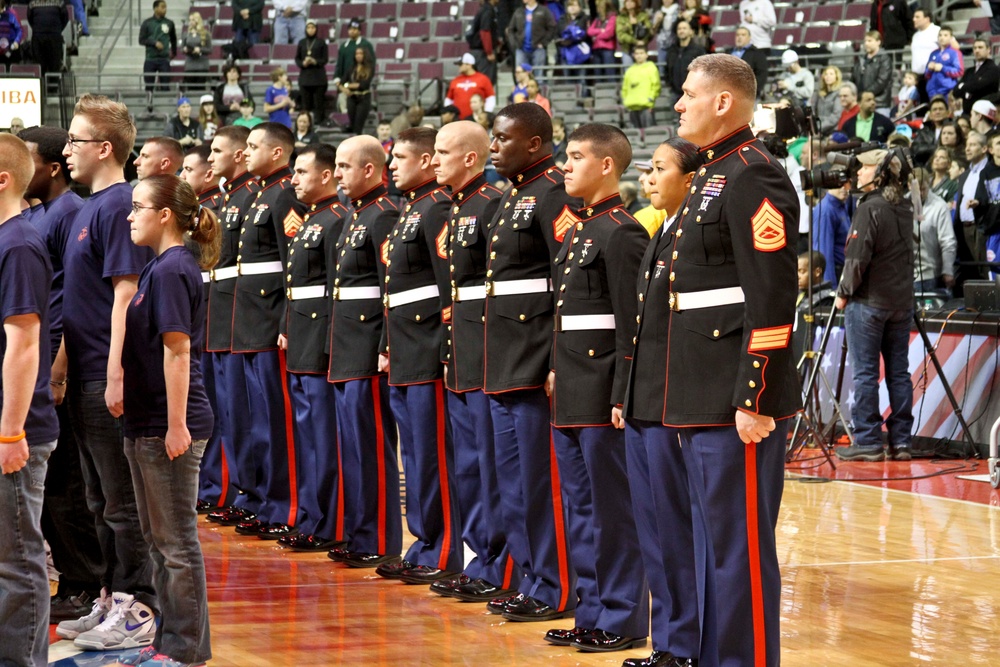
445 54 497 118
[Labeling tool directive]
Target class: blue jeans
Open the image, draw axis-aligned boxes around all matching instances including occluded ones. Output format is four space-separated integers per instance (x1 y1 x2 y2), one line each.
124 436 211 664
0 439 56 667
234 27 259 46
68 380 155 606
844 302 914 448
516 47 549 84
272 14 305 45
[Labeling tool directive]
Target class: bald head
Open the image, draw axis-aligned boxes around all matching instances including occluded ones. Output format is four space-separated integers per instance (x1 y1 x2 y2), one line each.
441 121 490 168
335 134 386 198
433 121 491 190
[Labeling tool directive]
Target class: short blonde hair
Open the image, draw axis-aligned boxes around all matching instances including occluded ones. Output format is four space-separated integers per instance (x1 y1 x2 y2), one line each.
0 134 32 196
688 53 757 105
74 94 136 167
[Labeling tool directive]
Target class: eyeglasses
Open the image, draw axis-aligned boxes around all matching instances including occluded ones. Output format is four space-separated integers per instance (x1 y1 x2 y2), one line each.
65 137 107 150
130 203 160 214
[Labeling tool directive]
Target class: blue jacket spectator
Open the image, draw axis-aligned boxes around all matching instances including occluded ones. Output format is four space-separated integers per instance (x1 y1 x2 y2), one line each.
812 187 854 284
925 28 963 99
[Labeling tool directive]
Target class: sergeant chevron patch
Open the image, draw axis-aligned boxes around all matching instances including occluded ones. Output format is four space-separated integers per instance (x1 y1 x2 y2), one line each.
283 210 303 237
553 205 579 243
751 199 785 252
435 223 448 259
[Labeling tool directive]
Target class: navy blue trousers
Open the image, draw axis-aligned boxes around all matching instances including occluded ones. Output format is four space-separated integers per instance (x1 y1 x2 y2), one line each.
198 350 235 508
625 420 700 656
288 373 341 540
241 350 296 526
447 389 517 587
215 351 258 513
552 424 649 638
488 389 575 611
390 380 463 572
333 376 402 556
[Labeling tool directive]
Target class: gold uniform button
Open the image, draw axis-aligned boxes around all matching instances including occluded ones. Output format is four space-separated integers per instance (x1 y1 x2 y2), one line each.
492 235 499 242
519 314 526 321
415 315 421 322
490 252 496 259
359 315 366 321
749 381 756 388
683 207 689 215
260 289 265 295
564 268 571 274
482 316 486 322
576 222 584 231
311 313 317 319
753 361 760 368
699 168 707 176
287 275 292 282
559 284 566 292
639 293 644 302
454 206 460 214
690 186 696 193
556 300 563 307
745 399 752 407
669 272 675 281
341 250 346 256
573 237 580 244
645 271 650 279
568 252 574 260
676 229 683 237
588 349 595 357
486 269 493 277
672 251 678 260
633 336 637 344
511 188 518 196
238 241 243 247
447 325 452 331
636 315 641 323
504 202 510 209
712 329 720 337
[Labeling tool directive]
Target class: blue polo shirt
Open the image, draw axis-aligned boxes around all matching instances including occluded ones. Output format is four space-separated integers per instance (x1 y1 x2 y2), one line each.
122 245 214 440
28 190 84 362
62 182 153 382
0 214 58 445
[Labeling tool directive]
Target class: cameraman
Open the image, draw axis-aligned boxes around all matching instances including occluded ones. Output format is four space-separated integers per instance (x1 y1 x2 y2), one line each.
834 148 915 462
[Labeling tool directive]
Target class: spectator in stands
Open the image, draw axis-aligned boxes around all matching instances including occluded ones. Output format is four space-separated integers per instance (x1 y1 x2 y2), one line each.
524 78 552 116
912 167 957 293
264 67 294 129
377 121 393 155
467 0 500 84
622 44 660 129
836 82 860 131
165 98 202 148
762 133 809 249
843 91 896 143
957 114 973 136
7 117 22 136
812 66 844 135
181 11 212 92
955 131 990 283
957 38 1000 115
446 54 497 119
555 0 589 83
134 136 184 179
199 94 219 142
930 147 958 204
233 0 264 46
296 19 329 127
651 0 678 79
233 98 262 128
925 27 963 100
67 0 87 37
778 50 814 107
0 1 22 65
617 0 652 67
27 0 67 77
467 93 494 129
676 0 712 52
507 0 557 83
979 133 1000 271
730 26 768 102
509 63 532 102
937 119 964 154
971 100 997 136
909 8 939 87
631 160 666 236
895 70 919 117
293 110 318 148
214 64 252 126
665 21 702 106
332 19 374 113
812 183 853 285
389 104 423 137
272 0 307 46
911 95 951 165
870 0 912 51
738 0 775 50
587 0 617 83
853 31 893 116
341 46 374 136
139 0 176 92
619 180 641 215
440 105 461 125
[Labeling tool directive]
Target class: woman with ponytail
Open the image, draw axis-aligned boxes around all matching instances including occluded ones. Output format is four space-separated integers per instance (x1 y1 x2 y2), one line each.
115 174 218 667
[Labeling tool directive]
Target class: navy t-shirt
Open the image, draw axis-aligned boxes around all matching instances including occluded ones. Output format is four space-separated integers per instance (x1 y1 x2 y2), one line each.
62 182 154 381
29 190 84 362
0 214 58 445
122 246 214 440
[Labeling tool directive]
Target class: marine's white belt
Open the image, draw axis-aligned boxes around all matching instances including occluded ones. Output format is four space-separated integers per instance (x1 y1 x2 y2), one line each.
238 260 283 276
556 314 616 331
670 286 745 312
386 285 440 308
333 285 382 301
211 266 239 281
487 278 552 297
454 285 487 301
288 285 327 301
201 271 211 284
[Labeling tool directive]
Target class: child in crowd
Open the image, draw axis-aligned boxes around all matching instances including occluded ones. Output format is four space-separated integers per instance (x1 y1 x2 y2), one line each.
233 98 263 128
264 67 294 128
621 44 660 129
896 71 919 118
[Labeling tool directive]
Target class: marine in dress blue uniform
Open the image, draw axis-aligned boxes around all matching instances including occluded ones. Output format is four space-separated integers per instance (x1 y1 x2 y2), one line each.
548 124 651 653
482 103 580 622
326 135 402 567
624 55 801 667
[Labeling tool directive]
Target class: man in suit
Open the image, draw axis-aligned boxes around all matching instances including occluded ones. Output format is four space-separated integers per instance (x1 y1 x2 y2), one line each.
956 37 1000 114
956 131 991 286
728 26 767 101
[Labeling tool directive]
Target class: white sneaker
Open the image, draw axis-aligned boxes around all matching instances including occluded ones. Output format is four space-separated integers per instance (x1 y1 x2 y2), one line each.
56 589 113 640
74 594 157 651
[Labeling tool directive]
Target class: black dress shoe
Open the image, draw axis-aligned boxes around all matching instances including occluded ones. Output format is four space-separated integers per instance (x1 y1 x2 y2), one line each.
257 523 297 540
234 519 265 535
623 651 696 667
207 506 254 525
430 574 471 596
374 559 415 579
574 629 647 652
327 547 352 562
452 578 516 603
544 626 592 646
502 595 572 622
50 592 98 622
891 445 912 461
279 534 346 551
342 552 401 569
196 499 214 514
486 592 524 614
398 566 458 584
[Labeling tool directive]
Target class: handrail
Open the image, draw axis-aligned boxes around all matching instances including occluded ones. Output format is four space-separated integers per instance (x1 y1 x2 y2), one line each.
93 0 135 88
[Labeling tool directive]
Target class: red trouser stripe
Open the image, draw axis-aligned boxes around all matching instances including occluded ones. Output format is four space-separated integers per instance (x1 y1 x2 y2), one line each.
744 441 766 667
549 430 571 611
335 431 345 542
278 349 299 527
435 381 454 571
372 379 387 555
501 553 515 590
217 439 230 507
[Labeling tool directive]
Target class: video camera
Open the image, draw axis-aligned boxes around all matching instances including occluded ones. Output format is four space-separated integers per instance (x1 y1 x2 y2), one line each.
800 140 882 193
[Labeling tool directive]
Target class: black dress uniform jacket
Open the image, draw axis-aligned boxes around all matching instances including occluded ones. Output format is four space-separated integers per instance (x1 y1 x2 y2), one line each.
381 180 453 385
232 166 307 353
444 174 502 393
207 171 258 352
282 194 349 373
957 59 1000 110
483 156 581 393
625 126 800 426
327 183 397 382
551 195 649 427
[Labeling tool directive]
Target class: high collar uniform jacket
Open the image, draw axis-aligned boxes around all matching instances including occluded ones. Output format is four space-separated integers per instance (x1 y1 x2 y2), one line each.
625 126 801 426
327 183 397 382
232 165 307 352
